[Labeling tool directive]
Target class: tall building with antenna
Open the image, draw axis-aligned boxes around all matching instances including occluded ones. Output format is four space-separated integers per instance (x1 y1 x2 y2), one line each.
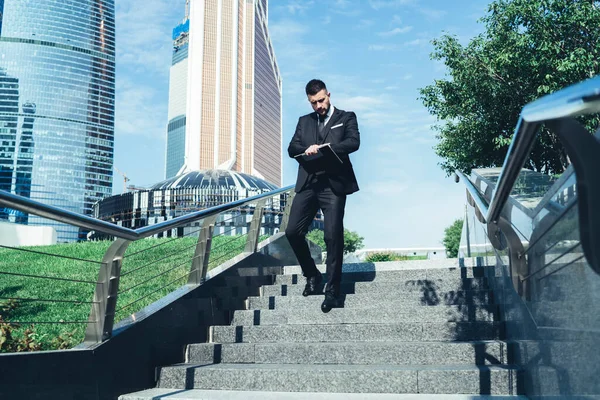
164 0 282 187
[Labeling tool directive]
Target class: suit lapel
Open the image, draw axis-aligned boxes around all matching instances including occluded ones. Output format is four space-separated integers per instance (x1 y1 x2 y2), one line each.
320 108 342 144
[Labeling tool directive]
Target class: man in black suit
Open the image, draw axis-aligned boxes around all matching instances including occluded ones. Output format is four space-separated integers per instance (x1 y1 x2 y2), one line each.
285 79 360 311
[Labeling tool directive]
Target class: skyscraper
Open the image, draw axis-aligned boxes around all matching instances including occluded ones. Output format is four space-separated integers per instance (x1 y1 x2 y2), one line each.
165 0 282 187
0 0 116 241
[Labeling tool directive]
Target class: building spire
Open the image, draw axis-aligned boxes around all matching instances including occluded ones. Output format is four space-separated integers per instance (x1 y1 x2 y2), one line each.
185 0 190 21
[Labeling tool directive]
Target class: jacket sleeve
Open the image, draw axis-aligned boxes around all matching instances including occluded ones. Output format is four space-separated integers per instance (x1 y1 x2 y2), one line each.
330 112 360 157
288 118 306 158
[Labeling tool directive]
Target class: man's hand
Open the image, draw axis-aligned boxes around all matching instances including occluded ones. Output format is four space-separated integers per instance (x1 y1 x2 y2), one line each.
305 144 320 155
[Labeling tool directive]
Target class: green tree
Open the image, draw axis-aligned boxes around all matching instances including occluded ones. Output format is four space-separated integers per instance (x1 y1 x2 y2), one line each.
306 229 365 254
443 219 464 258
306 229 326 250
342 229 364 254
419 0 600 176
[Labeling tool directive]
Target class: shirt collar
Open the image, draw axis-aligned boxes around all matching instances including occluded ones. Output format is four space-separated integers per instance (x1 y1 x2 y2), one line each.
320 105 335 123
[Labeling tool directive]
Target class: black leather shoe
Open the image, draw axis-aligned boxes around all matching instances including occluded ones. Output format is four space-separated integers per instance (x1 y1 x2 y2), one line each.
302 272 322 297
321 289 341 313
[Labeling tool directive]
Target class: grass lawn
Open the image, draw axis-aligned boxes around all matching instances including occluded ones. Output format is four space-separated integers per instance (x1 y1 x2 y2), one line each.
0 235 252 351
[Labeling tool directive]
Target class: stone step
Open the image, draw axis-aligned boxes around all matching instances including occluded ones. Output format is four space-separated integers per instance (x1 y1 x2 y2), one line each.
248 291 494 310
275 267 492 285
210 322 504 343
157 363 522 395
187 341 510 366
260 278 489 297
120 388 528 399
282 259 495 276
231 305 498 326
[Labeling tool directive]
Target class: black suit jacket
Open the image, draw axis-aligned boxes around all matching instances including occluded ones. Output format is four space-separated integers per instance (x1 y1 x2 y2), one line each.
288 107 360 195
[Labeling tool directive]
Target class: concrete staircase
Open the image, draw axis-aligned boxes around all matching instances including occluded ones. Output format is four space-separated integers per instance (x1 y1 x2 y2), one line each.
120 261 528 399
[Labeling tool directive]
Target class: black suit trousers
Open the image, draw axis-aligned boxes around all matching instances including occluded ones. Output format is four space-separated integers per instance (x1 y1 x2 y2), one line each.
285 176 346 291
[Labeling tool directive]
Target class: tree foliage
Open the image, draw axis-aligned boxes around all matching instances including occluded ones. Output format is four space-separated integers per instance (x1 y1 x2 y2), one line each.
443 219 464 258
420 0 600 176
306 229 365 254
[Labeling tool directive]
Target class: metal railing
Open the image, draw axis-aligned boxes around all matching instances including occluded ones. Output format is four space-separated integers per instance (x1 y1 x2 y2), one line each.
456 75 600 295
0 184 295 348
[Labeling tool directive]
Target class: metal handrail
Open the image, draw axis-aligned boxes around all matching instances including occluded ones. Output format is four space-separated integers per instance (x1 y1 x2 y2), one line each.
455 171 489 223
0 185 294 239
460 75 600 276
487 75 600 225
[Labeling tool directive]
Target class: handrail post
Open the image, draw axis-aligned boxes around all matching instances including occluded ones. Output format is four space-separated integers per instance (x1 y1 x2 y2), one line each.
188 215 217 285
245 199 267 253
279 191 296 232
84 238 131 344
464 205 471 258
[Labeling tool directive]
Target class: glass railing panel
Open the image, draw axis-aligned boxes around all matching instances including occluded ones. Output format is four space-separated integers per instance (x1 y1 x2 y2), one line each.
525 166 599 333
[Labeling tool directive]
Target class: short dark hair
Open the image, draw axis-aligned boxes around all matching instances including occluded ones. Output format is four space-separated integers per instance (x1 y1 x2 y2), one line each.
305 79 327 96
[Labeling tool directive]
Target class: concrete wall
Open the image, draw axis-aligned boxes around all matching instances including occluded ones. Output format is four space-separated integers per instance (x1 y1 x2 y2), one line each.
0 221 57 246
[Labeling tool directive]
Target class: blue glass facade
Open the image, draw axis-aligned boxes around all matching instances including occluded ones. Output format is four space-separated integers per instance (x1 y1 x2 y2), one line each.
165 40 188 179
166 115 186 178
0 0 115 241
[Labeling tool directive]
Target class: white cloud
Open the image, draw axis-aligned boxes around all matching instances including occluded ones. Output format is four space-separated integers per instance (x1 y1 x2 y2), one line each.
269 19 326 76
337 95 387 113
333 9 362 17
362 181 409 197
330 0 362 16
418 7 447 20
368 44 401 51
281 0 315 14
374 145 399 154
323 15 332 24
405 38 429 47
356 19 374 29
392 15 403 25
116 0 183 76
402 73 413 80
368 0 414 10
114 78 166 138
334 0 352 6
378 26 413 36
269 19 309 42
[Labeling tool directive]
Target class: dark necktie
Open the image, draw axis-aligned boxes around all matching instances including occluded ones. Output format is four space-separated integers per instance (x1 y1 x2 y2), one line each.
317 116 325 142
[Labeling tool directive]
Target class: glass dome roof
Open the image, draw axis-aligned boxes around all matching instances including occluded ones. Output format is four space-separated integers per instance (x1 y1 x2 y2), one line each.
150 169 278 191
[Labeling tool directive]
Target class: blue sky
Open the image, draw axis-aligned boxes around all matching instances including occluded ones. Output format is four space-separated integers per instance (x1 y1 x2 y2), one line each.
113 0 489 249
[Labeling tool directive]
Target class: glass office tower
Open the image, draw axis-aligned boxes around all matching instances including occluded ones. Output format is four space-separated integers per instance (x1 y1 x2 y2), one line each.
0 0 116 241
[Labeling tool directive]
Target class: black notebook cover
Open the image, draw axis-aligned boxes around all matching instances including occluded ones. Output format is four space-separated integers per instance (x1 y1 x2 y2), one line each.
294 143 342 174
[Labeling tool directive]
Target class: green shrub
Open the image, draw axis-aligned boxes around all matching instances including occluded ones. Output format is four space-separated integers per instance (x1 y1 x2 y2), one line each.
365 252 411 262
306 229 365 254
0 300 42 353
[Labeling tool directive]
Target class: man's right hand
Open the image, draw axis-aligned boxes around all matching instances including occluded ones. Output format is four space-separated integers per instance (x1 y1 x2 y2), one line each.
305 144 320 155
